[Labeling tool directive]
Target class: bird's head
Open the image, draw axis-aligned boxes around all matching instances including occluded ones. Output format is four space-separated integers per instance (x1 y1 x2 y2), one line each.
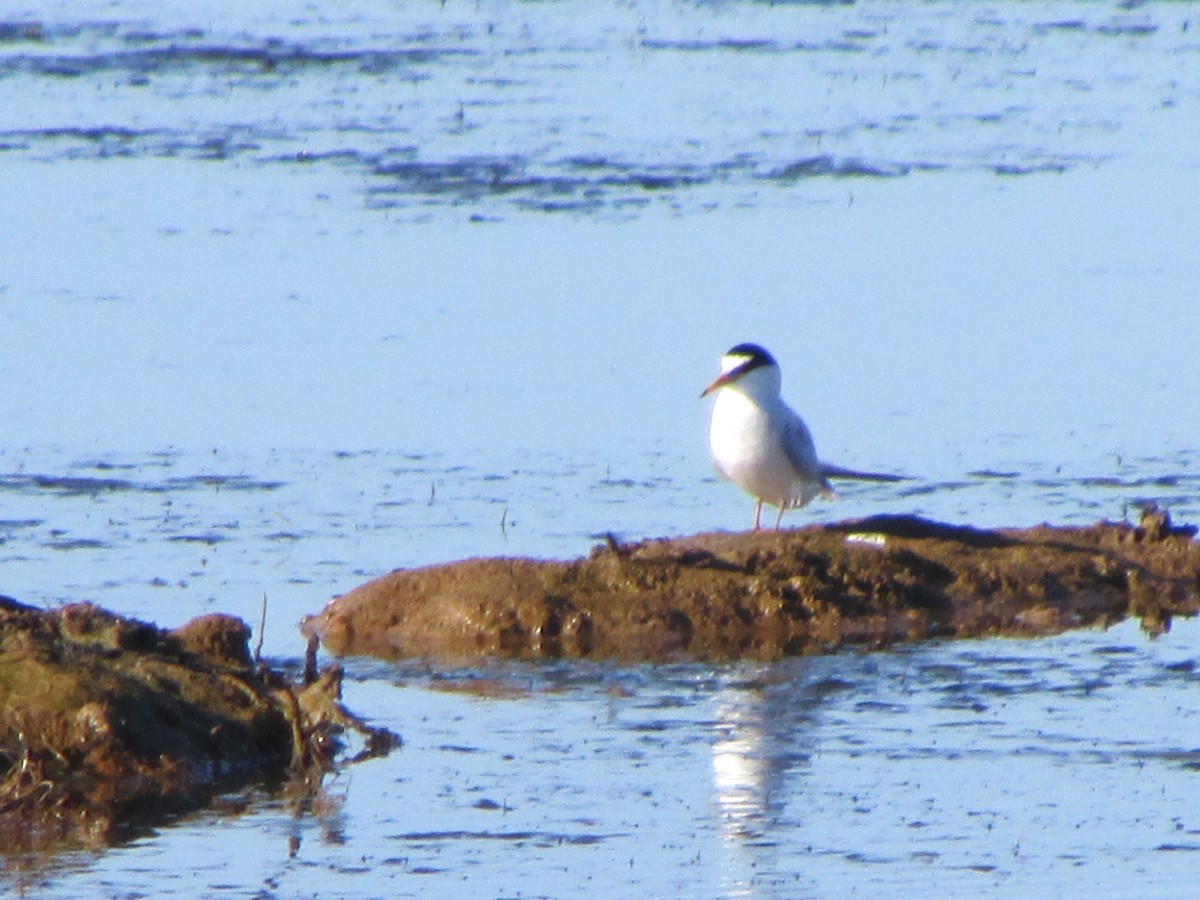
701 343 780 398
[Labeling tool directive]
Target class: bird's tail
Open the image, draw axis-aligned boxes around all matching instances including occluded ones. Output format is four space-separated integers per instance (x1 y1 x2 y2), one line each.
820 463 906 483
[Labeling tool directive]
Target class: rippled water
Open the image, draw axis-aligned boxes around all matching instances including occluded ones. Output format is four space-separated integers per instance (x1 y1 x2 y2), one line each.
3 0 1198 216
6 624 1200 897
2 0 1199 896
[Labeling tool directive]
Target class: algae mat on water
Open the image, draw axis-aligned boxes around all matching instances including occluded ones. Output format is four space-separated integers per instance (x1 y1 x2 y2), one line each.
0 599 396 852
304 509 1200 662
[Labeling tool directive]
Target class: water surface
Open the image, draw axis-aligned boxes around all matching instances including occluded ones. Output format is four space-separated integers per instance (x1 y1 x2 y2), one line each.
2 0 1198 896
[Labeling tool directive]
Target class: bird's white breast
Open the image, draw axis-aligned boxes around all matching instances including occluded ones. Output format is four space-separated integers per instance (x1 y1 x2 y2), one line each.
709 388 805 508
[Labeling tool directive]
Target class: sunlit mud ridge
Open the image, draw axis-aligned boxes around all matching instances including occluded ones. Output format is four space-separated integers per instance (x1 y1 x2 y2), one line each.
304 507 1200 662
0 601 397 853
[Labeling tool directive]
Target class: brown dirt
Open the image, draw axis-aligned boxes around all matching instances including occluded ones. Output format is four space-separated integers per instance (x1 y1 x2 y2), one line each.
0 599 397 853
302 507 1200 662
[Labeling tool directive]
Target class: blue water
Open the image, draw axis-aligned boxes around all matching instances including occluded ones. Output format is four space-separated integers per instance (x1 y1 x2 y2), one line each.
2 1 1199 896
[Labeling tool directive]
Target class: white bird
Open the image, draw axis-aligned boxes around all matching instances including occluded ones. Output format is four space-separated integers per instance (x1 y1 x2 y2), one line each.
701 342 902 530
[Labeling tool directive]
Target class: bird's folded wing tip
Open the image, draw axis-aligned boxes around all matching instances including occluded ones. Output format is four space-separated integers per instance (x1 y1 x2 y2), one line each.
820 464 909 482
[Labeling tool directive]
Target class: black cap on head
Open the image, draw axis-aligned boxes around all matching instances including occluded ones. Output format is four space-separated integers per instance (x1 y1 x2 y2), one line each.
703 342 779 397
725 343 776 369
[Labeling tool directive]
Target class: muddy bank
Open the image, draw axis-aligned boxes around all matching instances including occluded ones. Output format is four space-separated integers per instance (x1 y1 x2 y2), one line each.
0 599 396 853
303 509 1200 662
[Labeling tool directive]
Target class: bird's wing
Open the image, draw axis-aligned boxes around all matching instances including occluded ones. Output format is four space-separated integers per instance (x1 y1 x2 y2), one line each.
779 406 823 481
779 408 836 507
819 462 906 482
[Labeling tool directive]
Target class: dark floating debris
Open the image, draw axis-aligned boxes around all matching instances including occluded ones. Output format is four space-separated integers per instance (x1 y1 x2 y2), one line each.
303 507 1200 662
0 600 397 853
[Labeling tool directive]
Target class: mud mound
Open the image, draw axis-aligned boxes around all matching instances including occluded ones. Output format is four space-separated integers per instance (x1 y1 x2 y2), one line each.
303 509 1200 662
0 600 396 853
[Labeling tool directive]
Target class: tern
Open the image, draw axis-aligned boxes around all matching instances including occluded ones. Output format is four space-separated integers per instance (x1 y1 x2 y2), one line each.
701 342 902 530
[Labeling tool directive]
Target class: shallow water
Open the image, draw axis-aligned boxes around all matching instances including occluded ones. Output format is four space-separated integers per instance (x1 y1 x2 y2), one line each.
6 622 1200 897
2 0 1199 896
